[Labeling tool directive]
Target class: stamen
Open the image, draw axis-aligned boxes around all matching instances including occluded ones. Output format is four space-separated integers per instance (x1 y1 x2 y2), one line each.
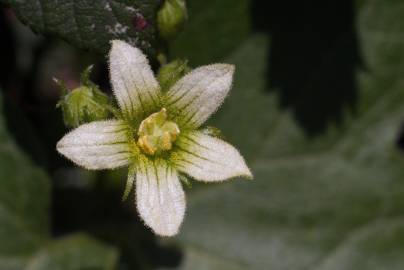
137 108 180 155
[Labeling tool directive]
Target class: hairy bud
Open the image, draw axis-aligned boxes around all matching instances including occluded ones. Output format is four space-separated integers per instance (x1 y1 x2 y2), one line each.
56 66 111 128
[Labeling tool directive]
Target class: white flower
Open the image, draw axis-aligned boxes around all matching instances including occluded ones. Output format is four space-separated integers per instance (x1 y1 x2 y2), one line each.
56 40 252 236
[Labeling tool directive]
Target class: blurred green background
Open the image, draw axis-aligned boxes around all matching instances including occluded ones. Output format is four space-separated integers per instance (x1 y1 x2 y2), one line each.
1 0 404 269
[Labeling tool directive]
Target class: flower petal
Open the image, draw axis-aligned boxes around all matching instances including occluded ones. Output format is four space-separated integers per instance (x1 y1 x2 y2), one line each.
109 40 161 119
57 120 131 170
166 64 234 128
172 131 252 182
136 158 185 236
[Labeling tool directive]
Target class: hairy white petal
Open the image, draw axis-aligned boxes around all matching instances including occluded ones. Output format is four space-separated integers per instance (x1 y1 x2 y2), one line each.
57 120 131 170
109 40 160 119
172 131 252 182
166 64 234 128
136 158 185 236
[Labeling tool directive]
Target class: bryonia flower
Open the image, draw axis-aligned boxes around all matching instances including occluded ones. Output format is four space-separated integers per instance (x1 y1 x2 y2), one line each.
56 40 252 236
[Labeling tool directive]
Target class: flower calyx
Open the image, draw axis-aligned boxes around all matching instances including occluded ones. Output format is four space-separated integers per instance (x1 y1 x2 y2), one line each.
157 59 190 90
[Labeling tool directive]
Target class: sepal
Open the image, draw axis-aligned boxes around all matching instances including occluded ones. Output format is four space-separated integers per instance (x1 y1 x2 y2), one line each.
157 59 190 91
201 126 225 140
122 166 136 202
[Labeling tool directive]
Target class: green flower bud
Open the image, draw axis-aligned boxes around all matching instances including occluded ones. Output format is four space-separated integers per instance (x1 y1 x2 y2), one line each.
157 59 190 90
56 66 112 128
157 0 187 40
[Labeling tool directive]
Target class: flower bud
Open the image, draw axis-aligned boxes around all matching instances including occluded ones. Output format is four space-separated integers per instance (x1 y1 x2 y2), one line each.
157 59 190 90
56 66 111 128
157 0 187 40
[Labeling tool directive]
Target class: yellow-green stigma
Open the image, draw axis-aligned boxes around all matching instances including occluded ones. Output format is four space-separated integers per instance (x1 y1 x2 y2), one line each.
137 108 180 155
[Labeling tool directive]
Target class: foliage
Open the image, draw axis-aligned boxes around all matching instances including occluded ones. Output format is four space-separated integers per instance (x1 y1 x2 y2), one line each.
1 0 160 55
169 0 404 269
0 93 118 269
2 0 404 269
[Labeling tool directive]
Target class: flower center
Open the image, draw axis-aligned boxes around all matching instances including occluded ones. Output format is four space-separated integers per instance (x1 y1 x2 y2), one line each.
137 108 180 155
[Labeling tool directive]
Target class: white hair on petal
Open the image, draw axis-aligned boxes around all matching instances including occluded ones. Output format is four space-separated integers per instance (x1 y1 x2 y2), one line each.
136 158 185 236
172 131 252 182
166 64 235 129
109 40 161 119
56 120 131 170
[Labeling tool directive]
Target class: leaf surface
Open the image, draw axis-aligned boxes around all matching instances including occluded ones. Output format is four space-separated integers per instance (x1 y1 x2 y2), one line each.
0 93 118 269
2 0 160 54
168 0 404 269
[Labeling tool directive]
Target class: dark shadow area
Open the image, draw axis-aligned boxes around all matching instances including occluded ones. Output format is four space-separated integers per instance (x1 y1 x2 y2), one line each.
52 179 183 269
0 9 15 90
396 123 404 153
251 0 361 136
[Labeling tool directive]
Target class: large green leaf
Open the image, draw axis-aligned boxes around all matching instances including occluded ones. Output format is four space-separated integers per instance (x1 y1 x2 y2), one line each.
0 94 50 269
170 0 251 65
2 0 160 54
24 234 118 270
169 0 404 269
0 93 118 269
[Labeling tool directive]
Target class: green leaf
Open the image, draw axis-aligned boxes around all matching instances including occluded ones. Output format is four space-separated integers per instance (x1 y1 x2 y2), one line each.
169 0 404 269
0 92 118 269
25 234 118 270
0 95 50 269
169 0 251 65
2 0 160 55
